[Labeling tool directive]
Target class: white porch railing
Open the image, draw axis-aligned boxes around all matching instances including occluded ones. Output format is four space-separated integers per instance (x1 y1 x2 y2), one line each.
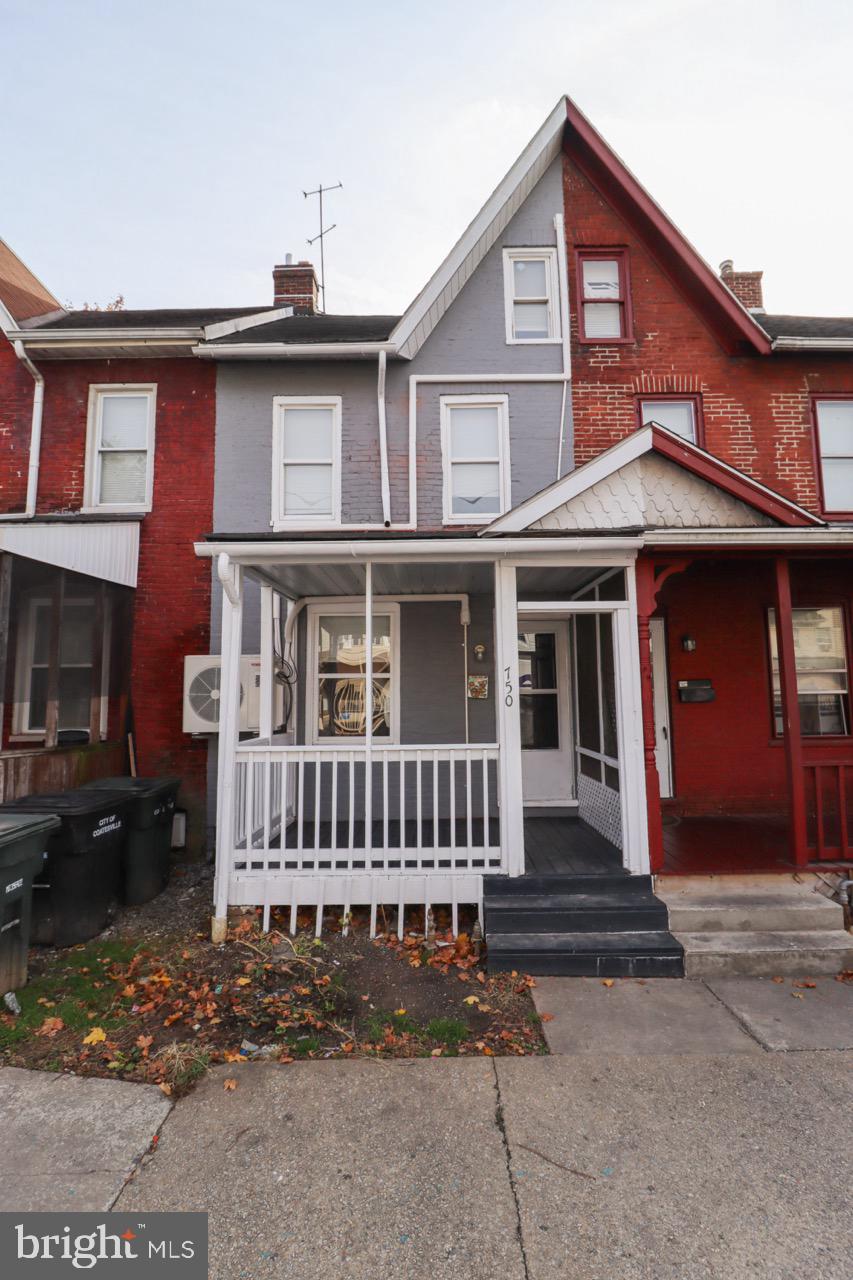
230 743 503 876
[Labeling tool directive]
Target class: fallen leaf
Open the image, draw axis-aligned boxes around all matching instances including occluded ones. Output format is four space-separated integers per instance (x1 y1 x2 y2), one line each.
394 1008 407 1016
158 1082 172 1096
602 979 615 988
36 1016 64 1037
540 1013 555 1023
463 995 480 1006
82 1026 107 1045
772 976 785 984
223 1078 238 1091
794 981 816 989
235 977 251 987
431 1047 442 1057
476 972 486 985
791 992 804 999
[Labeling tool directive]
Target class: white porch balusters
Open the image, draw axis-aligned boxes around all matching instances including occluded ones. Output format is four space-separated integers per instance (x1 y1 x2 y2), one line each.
212 555 244 943
494 561 525 876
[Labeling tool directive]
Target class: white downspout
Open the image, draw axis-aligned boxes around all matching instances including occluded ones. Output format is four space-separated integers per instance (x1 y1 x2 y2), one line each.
0 340 44 520
377 350 391 527
553 212 572 481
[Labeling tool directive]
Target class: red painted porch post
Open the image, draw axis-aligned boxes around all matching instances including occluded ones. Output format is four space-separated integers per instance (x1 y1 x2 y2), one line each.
635 557 665 873
773 557 808 865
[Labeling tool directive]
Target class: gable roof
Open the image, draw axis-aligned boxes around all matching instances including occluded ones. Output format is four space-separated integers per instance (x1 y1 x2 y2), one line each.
482 424 823 535
0 238 61 326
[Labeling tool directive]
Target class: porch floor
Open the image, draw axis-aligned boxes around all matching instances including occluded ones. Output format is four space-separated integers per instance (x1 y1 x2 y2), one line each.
661 814 796 875
523 817 624 876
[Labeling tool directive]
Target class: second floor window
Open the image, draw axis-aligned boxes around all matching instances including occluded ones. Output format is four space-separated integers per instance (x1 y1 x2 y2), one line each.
577 249 632 342
440 395 510 524
503 248 561 343
272 396 342 526
85 385 156 511
814 399 853 515
639 397 700 445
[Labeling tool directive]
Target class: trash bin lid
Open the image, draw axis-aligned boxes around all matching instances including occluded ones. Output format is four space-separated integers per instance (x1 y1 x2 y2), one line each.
79 776 180 798
0 812 60 849
1 790 129 819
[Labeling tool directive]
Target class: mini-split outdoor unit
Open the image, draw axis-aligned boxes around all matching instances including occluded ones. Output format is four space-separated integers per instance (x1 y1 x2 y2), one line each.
182 655 263 734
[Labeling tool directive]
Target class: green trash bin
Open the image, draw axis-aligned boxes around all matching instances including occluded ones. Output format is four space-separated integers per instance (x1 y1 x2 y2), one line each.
80 777 180 905
0 814 60 993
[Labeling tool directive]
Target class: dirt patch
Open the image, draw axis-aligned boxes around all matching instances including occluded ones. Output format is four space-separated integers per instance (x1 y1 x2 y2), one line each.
1 865 547 1092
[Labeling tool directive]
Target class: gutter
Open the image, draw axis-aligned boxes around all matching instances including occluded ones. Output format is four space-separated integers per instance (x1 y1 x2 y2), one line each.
8 327 203 344
771 336 853 352
193 340 397 360
196 536 642 564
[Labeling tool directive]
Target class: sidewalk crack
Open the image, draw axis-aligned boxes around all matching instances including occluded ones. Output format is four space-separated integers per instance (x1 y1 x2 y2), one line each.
491 1061 530 1280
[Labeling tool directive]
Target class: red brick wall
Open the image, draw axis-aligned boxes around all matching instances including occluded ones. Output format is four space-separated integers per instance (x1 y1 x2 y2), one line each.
0 333 36 514
564 154 853 514
32 358 216 850
657 557 853 815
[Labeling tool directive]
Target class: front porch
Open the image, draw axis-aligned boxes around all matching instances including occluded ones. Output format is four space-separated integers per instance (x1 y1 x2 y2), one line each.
202 538 649 938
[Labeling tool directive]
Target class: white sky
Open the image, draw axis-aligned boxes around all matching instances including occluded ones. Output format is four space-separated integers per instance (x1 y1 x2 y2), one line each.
3 0 849 317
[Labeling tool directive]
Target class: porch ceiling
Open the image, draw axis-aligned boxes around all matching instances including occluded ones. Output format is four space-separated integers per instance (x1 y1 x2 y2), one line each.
246 559 498 599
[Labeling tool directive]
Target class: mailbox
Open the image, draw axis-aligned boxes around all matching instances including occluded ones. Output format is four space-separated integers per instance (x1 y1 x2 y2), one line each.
678 678 715 703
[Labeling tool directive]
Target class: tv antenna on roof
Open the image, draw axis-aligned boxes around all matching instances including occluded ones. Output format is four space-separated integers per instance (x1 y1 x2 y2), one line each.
304 181 342 313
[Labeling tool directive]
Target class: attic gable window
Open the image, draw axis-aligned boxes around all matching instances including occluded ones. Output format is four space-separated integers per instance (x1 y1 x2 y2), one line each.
814 398 853 517
576 249 633 342
272 396 342 528
440 394 511 524
84 385 156 512
503 248 561 344
639 397 701 446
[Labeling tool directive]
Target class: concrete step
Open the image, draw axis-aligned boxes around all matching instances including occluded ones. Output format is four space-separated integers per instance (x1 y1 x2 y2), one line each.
675 930 853 978
664 893 844 934
487 930 684 978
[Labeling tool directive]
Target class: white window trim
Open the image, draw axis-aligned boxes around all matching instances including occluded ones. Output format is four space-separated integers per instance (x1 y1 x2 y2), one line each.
271 395 342 530
82 383 157 513
11 593 111 740
306 602 400 745
502 247 562 345
440 393 511 526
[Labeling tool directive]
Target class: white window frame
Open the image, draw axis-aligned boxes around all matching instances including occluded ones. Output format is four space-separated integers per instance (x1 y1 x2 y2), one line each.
502 248 562 345
306 602 400 745
639 397 698 444
271 395 342 530
83 384 157 513
440 393 511 526
11 593 111 740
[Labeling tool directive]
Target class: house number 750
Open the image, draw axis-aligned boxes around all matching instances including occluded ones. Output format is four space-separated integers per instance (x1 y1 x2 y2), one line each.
504 666 514 708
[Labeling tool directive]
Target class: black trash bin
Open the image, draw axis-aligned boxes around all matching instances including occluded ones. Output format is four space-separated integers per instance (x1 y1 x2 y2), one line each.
0 814 60 993
0 791 129 946
80 777 180 905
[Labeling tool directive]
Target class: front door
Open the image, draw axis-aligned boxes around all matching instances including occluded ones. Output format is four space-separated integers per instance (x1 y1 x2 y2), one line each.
518 621 574 806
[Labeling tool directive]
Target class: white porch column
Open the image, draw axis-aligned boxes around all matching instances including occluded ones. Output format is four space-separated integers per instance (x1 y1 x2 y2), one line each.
259 584 274 741
494 561 525 876
212 556 244 943
614 596 650 876
364 561 373 840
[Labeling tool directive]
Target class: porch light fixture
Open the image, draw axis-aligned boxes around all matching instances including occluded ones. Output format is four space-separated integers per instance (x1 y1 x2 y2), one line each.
473 643 487 662
681 635 696 652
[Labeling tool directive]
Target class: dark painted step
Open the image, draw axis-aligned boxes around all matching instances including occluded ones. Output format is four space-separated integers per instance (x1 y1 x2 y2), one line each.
485 891 669 934
484 872 649 897
487 931 685 978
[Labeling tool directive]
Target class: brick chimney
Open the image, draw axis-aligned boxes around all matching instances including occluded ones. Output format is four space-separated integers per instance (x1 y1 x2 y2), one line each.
273 255 319 313
719 259 764 312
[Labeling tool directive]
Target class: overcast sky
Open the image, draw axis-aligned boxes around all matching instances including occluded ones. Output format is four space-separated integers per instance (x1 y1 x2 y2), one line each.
3 0 848 317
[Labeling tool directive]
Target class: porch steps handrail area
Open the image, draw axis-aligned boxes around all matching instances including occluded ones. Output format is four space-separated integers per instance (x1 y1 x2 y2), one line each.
230 742 503 880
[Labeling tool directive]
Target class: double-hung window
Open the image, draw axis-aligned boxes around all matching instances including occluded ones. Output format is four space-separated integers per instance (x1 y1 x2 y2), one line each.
272 396 341 527
85 385 156 511
576 249 632 342
440 395 510 524
307 604 399 743
813 399 853 516
768 606 850 736
503 248 561 343
13 593 110 738
639 397 701 445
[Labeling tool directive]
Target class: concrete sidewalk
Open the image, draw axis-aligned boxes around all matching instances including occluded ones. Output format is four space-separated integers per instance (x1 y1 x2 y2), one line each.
116 1053 851 1280
0 1066 171 1211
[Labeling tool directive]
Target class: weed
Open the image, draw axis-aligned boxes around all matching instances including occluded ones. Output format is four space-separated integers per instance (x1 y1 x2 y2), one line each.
425 1017 468 1045
155 1042 210 1090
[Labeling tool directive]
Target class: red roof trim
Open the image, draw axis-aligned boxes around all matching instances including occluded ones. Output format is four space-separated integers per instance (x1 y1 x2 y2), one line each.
564 100 772 358
649 426 821 527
